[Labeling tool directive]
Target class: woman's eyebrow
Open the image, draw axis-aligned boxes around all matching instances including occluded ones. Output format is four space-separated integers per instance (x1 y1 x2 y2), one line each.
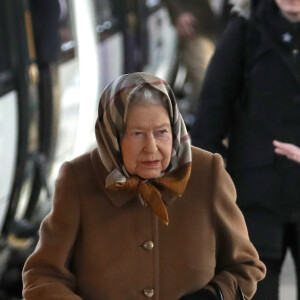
154 122 171 129
127 122 171 130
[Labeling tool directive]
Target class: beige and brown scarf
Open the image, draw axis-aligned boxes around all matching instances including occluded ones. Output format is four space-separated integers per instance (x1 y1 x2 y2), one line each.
95 72 192 225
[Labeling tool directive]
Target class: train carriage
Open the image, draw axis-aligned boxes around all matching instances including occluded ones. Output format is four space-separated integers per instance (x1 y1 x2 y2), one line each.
0 0 177 298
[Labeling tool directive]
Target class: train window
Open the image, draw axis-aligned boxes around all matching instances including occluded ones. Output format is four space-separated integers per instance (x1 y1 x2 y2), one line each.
0 4 13 96
58 0 76 61
93 0 120 37
0 21 9 73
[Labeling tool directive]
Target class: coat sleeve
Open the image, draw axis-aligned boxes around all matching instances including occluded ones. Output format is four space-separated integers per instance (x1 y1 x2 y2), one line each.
191 17 247 157
205 154 266 299
22 162 83 300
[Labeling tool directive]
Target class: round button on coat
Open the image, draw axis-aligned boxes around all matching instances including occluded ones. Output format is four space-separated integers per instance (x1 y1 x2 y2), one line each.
142 241 154 250
143 288 155 298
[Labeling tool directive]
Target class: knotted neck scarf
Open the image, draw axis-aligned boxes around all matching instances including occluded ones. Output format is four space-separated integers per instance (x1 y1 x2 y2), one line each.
95 72 192 225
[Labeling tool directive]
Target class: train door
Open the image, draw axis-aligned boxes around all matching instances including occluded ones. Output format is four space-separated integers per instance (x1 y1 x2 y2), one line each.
0 1 18 236
0 0 40 297
29 0 101 221
22 0 61 222
0 0 40 234
0 1 101 297
45 0 81 191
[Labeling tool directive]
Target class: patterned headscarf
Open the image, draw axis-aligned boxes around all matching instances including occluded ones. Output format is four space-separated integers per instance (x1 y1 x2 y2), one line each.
95 72 192 224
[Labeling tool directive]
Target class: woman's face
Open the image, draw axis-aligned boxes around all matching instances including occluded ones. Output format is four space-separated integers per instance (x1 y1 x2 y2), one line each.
121 103 173 179
275 0 300 21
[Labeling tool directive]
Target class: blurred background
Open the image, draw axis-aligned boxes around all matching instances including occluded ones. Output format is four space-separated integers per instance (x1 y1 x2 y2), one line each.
0 0 296 299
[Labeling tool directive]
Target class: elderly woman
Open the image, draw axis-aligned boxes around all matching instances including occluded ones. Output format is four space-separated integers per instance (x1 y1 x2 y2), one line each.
22 72 265 300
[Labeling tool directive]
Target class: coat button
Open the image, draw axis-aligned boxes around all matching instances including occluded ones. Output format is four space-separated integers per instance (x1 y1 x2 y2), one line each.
142 240 154 250
143 288 155 297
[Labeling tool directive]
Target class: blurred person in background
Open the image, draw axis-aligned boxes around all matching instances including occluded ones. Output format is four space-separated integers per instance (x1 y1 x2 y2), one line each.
163 0 231 114
191 0 300 298
22 72 265 300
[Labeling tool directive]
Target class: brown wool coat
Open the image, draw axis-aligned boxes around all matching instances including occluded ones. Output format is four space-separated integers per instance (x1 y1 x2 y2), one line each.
22 146 266 300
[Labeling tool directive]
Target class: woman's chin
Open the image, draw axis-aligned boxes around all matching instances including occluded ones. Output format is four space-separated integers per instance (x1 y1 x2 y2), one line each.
137 170 162 180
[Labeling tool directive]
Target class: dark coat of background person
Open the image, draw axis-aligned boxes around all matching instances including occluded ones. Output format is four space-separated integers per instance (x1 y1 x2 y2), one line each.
191 0 300 298
192 1 300 214
192 3 300 172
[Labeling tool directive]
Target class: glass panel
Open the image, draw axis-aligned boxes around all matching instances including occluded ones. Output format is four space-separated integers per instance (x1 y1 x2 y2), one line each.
93 0 119 33
0 4 10 73
58 0 76 53
94 0 113 24
0 91 18 232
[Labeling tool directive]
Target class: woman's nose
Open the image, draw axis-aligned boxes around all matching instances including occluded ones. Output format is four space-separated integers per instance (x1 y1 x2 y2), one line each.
144 135 157 153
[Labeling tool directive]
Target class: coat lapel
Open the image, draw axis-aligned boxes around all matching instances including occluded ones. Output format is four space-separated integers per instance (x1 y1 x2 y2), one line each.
252 19 300 86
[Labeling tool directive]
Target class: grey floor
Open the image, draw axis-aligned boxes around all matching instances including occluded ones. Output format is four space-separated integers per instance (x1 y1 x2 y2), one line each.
280 250 296 299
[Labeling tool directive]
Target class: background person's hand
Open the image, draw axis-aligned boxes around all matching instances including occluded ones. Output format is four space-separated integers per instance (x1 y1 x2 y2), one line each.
175 12 197 37
273 140 300 163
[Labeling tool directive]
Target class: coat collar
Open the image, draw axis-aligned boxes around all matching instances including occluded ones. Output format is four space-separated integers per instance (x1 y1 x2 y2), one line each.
90 149 178 208
250 18 300 86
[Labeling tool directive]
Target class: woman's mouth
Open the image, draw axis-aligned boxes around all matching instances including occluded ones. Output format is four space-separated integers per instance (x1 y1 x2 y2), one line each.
141 160 160 167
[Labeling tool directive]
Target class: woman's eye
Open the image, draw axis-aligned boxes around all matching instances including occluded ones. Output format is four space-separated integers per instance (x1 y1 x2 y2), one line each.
134 131 142 136
158 129 168 135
